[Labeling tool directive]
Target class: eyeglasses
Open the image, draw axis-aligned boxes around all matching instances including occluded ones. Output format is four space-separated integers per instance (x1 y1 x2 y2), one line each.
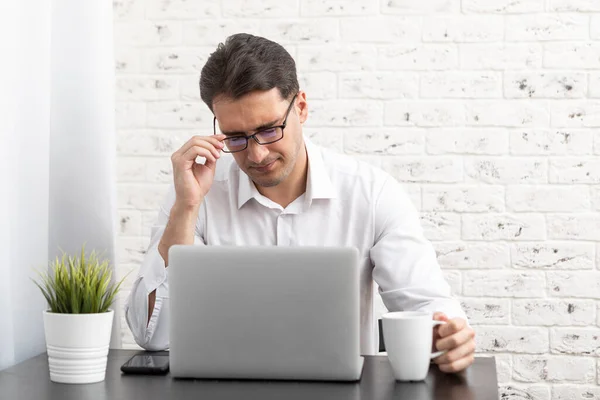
213 94 298 153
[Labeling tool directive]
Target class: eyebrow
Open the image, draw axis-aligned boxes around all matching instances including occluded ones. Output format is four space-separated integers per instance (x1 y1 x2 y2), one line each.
221 118 280 136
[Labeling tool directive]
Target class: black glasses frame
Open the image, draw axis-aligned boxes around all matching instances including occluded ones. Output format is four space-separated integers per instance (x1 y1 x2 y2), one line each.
213 94 298 153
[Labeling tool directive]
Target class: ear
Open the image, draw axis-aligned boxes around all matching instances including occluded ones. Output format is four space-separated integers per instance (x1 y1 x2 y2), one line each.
295 90 308 125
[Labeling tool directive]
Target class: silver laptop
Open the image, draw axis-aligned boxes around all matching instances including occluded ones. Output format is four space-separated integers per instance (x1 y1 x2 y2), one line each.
167 245 364 381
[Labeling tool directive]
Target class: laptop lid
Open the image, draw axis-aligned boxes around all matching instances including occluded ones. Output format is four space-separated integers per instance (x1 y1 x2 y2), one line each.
168 245 363 381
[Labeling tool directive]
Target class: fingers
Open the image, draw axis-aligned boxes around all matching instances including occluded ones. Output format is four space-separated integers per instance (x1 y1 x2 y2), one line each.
436 325 475 351
173 135 226 161
433 337 476 365
438 354 475 374
430 314 476 373
431 313 448 348
172 135 227 170
180 146 219 166
433 312 448 321
201 149 220 171
202 134 227 151
438 318 466 337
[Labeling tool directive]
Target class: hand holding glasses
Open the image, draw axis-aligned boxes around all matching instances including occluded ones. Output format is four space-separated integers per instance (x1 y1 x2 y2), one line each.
213 94 298 153
168 93 299 208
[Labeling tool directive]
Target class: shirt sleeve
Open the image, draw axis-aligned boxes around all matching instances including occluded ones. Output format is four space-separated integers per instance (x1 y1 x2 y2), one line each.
124 185 206 350
369 177 467 322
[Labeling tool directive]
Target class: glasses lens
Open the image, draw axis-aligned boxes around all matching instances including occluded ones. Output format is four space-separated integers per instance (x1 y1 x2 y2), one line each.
223 136 247 152
255 127 283 144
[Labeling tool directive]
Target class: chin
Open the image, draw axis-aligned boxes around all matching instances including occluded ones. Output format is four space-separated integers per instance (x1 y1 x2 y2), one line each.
248 166 286 187
251 174 284 188
246 158 294 188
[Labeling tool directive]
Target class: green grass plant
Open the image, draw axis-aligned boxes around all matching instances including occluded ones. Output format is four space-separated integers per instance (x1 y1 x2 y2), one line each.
33 245 126 314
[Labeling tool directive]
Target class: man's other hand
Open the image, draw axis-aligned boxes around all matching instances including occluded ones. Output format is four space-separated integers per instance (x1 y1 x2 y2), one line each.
431 312 476 373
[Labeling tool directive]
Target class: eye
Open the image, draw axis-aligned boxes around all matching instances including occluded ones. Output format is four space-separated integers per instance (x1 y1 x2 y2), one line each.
258 128 278 138
227 136 247 146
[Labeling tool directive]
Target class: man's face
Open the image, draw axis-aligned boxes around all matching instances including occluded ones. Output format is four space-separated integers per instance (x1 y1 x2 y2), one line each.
212 88 307 188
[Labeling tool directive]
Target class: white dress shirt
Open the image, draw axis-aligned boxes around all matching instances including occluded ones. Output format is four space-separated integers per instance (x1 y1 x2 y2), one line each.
125 136 466 354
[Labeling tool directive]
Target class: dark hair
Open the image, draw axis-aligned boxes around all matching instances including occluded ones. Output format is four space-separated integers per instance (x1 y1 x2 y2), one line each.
200 33 299 112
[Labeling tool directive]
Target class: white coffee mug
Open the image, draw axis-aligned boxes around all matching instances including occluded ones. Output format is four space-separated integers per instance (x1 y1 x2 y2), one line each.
382 311 446 381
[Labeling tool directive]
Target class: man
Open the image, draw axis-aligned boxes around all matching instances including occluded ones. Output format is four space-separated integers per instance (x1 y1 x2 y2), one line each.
125 33 475 373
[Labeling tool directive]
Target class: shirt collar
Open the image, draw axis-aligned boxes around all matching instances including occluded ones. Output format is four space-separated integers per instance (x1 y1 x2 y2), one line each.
304 136 336 202
237 136 336 210
237 166 260 209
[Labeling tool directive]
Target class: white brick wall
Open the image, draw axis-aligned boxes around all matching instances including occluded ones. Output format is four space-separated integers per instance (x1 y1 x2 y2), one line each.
113 1 600 396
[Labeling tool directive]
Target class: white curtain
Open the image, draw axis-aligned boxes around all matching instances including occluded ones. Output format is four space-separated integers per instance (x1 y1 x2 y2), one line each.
0 0 119 370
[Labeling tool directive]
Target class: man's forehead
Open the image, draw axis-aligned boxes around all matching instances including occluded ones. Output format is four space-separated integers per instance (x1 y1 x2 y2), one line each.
213 89 284 111
213 90 287 132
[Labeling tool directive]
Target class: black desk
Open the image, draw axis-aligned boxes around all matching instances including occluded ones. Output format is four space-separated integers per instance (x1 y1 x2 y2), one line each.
0 350 498 400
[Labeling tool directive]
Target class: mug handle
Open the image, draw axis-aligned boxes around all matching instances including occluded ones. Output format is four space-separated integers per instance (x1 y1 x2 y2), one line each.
430 320 447 359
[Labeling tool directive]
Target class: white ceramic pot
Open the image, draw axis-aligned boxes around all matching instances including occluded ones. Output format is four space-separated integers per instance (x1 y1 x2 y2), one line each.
43 309 114 384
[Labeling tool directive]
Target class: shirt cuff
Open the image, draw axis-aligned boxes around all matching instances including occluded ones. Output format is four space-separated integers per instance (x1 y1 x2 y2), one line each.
142 248 168 296
145 295 164 343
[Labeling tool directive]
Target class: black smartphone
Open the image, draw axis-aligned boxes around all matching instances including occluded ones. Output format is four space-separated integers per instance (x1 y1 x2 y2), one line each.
121 354 170 375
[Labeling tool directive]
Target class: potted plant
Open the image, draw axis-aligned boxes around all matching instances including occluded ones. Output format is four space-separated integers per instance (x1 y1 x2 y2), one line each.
33 246 126 384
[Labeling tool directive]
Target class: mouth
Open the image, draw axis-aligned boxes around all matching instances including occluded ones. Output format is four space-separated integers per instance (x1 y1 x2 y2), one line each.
251 159 277 173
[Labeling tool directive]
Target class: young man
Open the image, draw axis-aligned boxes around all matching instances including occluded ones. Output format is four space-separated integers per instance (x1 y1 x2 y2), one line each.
125 33 475 373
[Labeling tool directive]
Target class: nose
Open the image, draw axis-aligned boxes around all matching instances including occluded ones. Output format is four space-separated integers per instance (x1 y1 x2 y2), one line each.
246 139 269 165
